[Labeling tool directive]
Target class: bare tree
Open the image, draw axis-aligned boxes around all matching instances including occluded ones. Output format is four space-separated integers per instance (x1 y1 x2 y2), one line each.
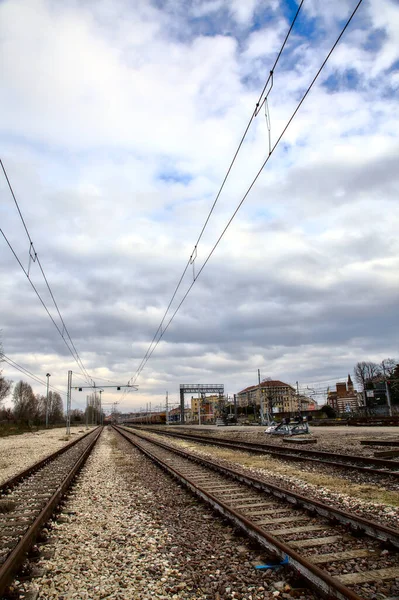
0 373 12 405
381 358 397 378
354 361 381 389
12 381 39 425
48 391 64 424
0 338 12 404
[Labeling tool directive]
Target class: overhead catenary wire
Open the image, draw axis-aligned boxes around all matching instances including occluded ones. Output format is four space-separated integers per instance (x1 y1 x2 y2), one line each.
0 159 93 386
126 0 364 389
124 1 306 396
0 227 93 385
1 353 67 396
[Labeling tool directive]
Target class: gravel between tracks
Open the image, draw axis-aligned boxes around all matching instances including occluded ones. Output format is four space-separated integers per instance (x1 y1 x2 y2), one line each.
170 426 399 460
15 428 316 600
139 431 399 531
0 427 96 485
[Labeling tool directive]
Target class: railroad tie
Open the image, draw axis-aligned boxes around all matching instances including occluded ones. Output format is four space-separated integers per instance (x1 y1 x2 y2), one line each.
289 535 349 548
338 567 399 585
232 502 276 510
202 484 242 490
218 490 252 496
311 549 378 564
269 525 327 535
255 515 312 526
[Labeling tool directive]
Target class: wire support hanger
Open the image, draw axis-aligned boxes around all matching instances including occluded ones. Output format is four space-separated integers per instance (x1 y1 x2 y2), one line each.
255 71 273 156
265 98 272 156
255 70 274 117
27 241 37 277
189 245 197 281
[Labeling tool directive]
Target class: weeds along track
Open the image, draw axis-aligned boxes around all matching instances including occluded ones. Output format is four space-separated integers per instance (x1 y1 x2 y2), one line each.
140 427 399 481
0 427 102 596
114 426 399 600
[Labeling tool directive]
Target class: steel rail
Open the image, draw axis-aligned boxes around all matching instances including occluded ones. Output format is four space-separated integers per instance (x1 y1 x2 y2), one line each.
116 426 399 548
114 425 370 600
0 427 101 495
140 427 399 478
0 427 102 596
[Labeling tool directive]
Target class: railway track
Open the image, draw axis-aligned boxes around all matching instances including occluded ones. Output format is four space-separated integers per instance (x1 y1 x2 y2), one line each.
114 425 399 600
140 427 399 480
0 427 102 597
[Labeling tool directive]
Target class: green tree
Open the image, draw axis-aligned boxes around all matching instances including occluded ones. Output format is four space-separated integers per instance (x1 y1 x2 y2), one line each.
321 404 336 419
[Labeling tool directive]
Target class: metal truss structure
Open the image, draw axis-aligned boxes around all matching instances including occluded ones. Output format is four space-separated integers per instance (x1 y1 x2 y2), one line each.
179 384 224 424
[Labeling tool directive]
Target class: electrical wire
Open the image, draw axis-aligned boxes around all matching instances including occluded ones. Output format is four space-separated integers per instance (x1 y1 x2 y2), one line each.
0 159 93 386
0 227 93 385
1 353 67 396
128 1 306 388
126 0 364 388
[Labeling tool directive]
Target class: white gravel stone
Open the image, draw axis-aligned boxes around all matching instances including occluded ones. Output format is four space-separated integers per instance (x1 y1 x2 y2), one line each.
14 428 317 600
0 426 96 485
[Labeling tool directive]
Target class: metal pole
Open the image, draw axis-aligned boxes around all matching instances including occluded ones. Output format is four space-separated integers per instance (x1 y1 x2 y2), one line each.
234 394 237 422
258 369 264 425
45 373 51 428
66 370 72 435
297 381 301 414
166 391 169 425
198 391 201 426
382 363 393 417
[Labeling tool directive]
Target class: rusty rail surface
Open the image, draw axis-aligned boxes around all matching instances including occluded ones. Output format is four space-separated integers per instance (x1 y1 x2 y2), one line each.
0 427 102 596
114 425 399 600
138 426 399 478
0 427 101 495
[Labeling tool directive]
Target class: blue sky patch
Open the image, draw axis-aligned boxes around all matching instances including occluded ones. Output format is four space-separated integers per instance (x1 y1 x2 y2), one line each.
364 28 387 52
323 68 362 93
158 169 193 185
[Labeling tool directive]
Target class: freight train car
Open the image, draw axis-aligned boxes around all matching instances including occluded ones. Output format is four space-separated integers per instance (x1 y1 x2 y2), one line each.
123 412 166 425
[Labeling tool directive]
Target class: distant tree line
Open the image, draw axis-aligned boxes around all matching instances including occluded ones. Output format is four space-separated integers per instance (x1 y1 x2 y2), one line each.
0 336 104 429
0 339 65 428
0 378 64 427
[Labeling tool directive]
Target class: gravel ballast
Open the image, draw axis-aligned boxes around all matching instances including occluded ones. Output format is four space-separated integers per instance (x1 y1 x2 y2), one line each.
137 430 399 530
0 427 96 485
15 428 316 600
167 425 399 458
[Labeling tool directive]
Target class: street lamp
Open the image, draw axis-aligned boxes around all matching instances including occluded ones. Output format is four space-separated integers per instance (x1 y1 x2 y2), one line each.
99 389 104 425
45 373 51 428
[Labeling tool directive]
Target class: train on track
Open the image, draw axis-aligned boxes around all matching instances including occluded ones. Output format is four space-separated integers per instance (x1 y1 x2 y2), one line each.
123 412 166 425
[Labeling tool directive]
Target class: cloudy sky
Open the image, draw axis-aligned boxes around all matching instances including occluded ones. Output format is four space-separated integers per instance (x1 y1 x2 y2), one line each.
1 0 398 414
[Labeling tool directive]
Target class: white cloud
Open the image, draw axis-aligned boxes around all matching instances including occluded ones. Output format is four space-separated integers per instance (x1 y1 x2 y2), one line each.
1 0 398 413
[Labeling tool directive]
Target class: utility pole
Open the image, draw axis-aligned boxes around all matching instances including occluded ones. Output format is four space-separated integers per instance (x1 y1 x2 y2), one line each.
198 391 201 426
66 370 72 435
382 362 393 417
45 373 51 428
297 381 301 414
166 391 169 425
99 389 103 425
258 369 264 425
